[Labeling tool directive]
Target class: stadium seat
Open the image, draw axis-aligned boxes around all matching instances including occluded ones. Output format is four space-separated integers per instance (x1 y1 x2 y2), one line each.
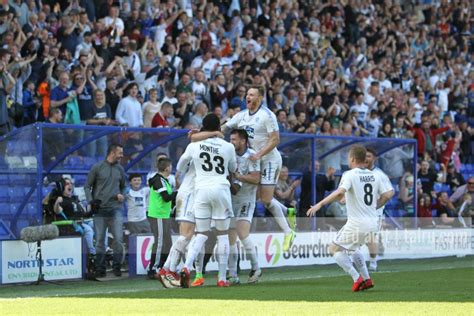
8 188 24 203
74 174 88 186
0 188 9 203
83 157 96 169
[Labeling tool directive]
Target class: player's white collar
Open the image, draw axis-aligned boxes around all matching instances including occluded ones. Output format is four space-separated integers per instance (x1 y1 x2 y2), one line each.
248 103 263 116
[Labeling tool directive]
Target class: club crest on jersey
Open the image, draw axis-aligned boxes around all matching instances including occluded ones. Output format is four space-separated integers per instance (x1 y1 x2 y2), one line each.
245 127 255 138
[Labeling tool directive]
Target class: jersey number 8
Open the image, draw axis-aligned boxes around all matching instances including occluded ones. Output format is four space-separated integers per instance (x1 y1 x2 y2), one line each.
364 183 373 206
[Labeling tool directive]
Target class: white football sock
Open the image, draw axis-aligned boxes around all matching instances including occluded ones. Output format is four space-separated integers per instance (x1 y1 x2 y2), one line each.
184 234 207 271
168 236 190 272
273 198 289 215
333 251 360 282
217 234 230 282
228 243 238 278
194 245 205 275
351 250 370 280
267 199 291 234
241 236 259 271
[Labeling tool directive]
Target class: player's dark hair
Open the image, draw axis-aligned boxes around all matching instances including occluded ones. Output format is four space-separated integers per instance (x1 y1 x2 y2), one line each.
349 145 367 164
157 158 171 172
107 143 123 156
366 147 377 157
230 129 248 143
202 113 221 132
128 173 142 182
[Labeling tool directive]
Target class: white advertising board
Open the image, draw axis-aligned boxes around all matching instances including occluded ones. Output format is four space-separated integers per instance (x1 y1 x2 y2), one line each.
1 237 83 284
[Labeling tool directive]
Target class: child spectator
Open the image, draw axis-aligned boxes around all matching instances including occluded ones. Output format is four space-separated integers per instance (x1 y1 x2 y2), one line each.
126 173 151 234
147 157 177 278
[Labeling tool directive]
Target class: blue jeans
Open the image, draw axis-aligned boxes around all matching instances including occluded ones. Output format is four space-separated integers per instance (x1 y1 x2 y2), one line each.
81 220 96 255
93 210 123 272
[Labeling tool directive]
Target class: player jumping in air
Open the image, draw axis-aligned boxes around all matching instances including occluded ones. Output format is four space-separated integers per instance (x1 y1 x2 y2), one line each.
307 145 393 292
223 87 296 252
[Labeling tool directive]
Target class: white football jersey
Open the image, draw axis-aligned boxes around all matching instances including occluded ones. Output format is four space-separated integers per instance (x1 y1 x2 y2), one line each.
178 161 196 193
338 168 391 230
371 166 393 216
225 106 280 158
177 137 237 188
233 148 260 202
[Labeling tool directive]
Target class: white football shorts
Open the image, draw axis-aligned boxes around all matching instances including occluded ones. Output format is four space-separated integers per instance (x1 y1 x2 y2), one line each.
175 190 195 223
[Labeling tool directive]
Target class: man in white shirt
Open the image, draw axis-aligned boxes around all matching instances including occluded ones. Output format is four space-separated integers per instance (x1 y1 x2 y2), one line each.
103 4 124 44
307 145 393 292
350 92 369 124
177 114 237 288
115 83 143 127
123 41 141 78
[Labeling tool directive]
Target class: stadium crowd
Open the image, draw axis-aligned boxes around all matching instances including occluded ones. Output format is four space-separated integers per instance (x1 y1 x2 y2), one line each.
0 0 473 226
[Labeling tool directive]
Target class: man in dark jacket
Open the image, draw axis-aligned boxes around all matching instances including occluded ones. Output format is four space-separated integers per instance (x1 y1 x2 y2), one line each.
85 143 126 278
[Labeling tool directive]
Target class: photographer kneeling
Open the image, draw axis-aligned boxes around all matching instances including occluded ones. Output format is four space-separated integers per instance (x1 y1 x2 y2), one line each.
48 178 96 258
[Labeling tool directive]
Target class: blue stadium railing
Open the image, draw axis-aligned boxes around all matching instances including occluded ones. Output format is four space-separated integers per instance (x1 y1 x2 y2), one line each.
0 123 417 240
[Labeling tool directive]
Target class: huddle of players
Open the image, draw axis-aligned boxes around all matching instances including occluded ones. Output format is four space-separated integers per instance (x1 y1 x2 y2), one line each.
151 87 296 288
151 86 394 291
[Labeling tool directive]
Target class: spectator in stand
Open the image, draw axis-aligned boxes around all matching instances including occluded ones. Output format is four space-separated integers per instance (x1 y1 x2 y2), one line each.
417 193 433 227
298 160 336 230
230 84 246 110
189 102 207 129
116 83 143 127
418 159 446 196
173 91 192 128
142 88 160 128
445 164 466 193
50 72 75 116
151 102 173 128
399 173 415 217
408 119 450 158
104 78 122 120
434 191 458 226
87 89 115 158
450 177 474 208
275 166 301 209
42 108 65 174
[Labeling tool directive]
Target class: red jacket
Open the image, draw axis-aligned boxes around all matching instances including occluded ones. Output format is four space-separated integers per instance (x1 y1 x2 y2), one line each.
408 125 449 155
151 112 169 128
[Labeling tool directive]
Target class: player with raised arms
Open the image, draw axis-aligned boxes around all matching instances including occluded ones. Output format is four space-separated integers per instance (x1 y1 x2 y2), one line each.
307 145 393 292
223 86 296 252
227 129 262 284
365 147 395 271
177 113 237 288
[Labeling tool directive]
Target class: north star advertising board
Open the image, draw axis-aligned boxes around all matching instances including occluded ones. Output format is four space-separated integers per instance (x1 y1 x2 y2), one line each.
0 237 83 284
130 229 473 274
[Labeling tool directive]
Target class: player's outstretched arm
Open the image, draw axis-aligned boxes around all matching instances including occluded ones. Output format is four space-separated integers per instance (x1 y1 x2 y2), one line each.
188 130 224 142
307 187 346 217
250 131 279 162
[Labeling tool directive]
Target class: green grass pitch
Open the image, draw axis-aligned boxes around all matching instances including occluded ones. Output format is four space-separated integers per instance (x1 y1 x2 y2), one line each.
1 256 473 315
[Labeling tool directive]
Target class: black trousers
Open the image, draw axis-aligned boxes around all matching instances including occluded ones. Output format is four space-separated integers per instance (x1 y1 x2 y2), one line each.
147 217 172 271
